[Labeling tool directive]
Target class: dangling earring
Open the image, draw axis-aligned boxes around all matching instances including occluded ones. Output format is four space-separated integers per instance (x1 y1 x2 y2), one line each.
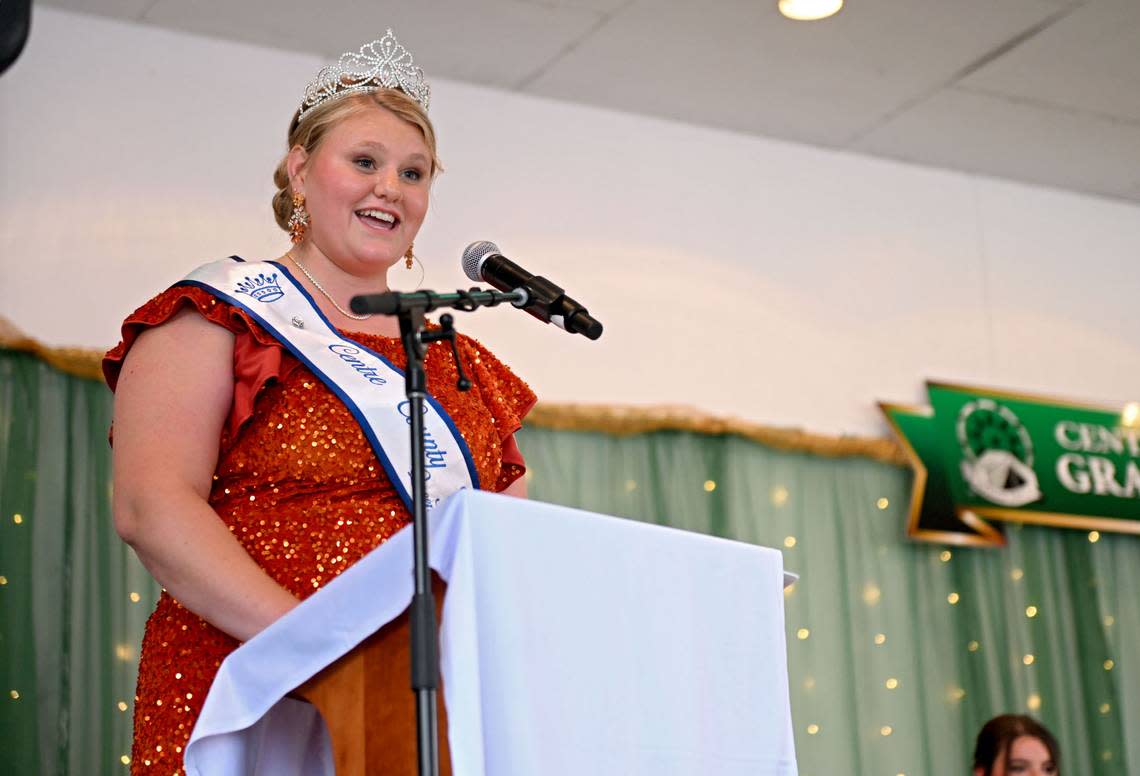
287 192 309 244
405 243 415 270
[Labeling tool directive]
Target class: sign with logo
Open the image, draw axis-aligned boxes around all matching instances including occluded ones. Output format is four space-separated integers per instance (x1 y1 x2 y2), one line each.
880 382 1140 546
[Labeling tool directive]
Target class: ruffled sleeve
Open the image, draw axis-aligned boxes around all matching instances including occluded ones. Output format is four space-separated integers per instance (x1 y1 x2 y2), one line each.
456 333 537 492
102 284 303 443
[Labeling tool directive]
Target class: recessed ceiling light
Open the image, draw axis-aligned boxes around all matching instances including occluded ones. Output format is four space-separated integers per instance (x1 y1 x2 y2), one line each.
778 0 844 21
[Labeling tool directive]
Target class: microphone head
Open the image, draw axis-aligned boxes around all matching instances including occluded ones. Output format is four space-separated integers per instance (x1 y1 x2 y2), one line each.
461 240 500 282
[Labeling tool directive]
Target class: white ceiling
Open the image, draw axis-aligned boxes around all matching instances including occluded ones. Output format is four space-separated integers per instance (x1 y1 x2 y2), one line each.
41 0 1140 203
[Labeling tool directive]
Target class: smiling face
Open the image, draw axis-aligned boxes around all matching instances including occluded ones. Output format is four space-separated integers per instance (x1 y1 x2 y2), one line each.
288 104 432 277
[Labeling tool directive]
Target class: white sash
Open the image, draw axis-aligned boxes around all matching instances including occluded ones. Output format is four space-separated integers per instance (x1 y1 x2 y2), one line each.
181 257 479 511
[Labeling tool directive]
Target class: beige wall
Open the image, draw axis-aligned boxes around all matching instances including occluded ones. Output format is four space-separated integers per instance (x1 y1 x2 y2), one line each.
3 8 1138 435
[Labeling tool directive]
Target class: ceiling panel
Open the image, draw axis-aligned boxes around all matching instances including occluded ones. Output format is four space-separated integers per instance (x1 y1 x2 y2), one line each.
34 0 154 18
960 0 1140 123
140 0 604 88
523 0 1074 147
851 85 1140 200
513 0 631 12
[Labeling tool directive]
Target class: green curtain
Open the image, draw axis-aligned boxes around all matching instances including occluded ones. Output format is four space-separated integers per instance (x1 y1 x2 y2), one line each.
520 426 1139 776
1 351 159 773
2 348 1137 774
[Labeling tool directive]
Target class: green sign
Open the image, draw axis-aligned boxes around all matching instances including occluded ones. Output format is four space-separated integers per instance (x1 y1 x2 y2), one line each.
880 382 1140 546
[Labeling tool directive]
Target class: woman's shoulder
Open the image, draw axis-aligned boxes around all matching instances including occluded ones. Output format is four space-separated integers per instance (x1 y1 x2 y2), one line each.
101 260 283 390
454 331 537 424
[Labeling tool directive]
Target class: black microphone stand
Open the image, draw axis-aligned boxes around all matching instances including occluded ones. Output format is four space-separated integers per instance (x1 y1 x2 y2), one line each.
350 287 524 776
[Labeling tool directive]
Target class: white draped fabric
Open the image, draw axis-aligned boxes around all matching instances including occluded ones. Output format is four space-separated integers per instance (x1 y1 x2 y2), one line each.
184 490 798 775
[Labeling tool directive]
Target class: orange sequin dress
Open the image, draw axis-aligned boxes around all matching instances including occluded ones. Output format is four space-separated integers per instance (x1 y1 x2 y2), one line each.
102 284 536 774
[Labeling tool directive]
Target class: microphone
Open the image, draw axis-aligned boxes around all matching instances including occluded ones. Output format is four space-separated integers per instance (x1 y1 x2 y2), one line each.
461 241 603 340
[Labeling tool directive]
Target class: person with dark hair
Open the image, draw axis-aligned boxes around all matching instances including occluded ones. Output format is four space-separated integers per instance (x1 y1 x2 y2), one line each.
973 714 1060 775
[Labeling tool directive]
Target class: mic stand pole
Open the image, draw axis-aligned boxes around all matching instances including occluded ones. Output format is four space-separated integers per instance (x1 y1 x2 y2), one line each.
399 303 444 776
357 287 523 776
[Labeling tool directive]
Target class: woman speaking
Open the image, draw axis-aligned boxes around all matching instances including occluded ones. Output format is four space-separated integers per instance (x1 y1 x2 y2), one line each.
103 30 534 773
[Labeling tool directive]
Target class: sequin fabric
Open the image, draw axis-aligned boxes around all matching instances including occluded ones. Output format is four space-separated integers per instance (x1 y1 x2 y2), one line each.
103 285 535 774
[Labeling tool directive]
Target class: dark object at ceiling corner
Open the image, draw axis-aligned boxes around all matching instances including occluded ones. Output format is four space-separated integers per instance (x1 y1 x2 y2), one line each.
0 0 33 77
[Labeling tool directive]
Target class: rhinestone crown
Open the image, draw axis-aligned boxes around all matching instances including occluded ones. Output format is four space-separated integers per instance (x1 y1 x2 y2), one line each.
298 29 430 121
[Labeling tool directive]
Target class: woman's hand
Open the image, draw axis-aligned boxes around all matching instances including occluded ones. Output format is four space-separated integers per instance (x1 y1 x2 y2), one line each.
111 308 299 642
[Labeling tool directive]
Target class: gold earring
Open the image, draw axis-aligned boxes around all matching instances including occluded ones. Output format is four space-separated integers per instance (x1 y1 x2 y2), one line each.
287 192 309 244
405 243 415 270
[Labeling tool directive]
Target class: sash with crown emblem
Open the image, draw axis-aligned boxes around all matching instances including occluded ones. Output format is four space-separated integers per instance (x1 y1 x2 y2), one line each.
179 256 479 512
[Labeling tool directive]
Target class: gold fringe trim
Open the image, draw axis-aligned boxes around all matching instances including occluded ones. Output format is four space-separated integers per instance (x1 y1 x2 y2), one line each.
528 403 907 465
0 319 906 465
0 318 106 381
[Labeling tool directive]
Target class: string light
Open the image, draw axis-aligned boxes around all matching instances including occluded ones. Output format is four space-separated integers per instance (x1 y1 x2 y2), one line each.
1023 654 1035 665
1088 530 1100 543
806 723 820 735
114 644 135 661
12 514 23 525
947 592 960 605
876 497 889 510
117 701 128 711
880 725 893 737
1100 703 1111 715
120 756 130 765
784 582 796 597
784 535 797 548
1104 659 1115 671
885 677 899 690
967 640 980 652
863 584 882 606
949 686 966 702
1104 615 1115 627
874 633 887 646
770 485 790 507
797 628 811 640
1027 693 1042 711
0 576 7 585
1025 605 1038 618
1010 568 1024 581
939 550 952 562
624 479 637 492
9 690 19 700
129 592 141 603
703 480 717 492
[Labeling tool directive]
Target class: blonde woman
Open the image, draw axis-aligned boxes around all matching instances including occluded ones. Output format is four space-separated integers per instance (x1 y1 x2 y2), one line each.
104 32 533 773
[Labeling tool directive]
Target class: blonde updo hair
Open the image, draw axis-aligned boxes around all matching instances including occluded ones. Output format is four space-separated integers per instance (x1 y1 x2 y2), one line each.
271 89 442 233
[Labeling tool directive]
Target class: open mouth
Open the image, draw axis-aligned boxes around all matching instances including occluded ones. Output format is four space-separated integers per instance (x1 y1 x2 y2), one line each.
356 208 399 231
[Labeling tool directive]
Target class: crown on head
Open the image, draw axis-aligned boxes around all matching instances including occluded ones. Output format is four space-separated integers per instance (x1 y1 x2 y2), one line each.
297 29 430 122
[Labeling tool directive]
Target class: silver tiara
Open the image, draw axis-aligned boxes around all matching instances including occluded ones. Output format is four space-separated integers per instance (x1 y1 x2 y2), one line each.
297 29 430 121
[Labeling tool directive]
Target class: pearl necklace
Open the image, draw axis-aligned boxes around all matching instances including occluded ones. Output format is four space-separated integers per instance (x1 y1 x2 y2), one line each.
285 252 373 321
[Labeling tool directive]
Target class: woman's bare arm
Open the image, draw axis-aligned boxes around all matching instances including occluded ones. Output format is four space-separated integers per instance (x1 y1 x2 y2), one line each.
111 308 298 642
502 473 527 498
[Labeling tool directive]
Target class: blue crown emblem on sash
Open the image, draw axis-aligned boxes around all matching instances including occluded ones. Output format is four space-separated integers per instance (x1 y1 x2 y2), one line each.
234 272 284 303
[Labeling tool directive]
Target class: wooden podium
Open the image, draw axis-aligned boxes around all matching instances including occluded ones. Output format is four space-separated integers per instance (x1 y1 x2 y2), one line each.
294 574 451 776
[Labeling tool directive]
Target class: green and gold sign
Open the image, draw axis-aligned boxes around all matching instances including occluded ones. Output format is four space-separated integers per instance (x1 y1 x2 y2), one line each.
880 382 1140 546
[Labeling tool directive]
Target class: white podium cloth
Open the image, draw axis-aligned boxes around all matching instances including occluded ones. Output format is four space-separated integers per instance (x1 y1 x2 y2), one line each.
184 490 798 775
